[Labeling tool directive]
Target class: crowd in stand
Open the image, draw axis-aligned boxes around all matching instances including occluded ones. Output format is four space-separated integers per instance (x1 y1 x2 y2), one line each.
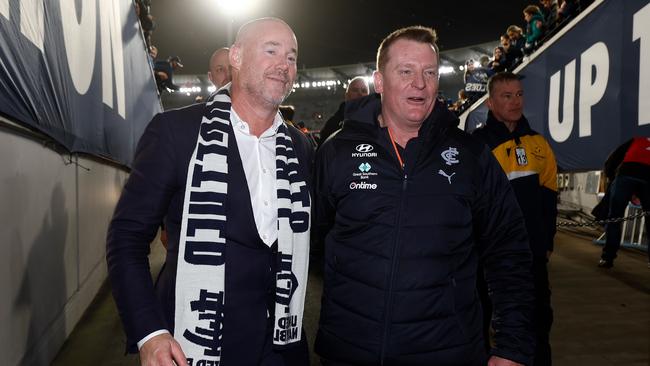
133 0 590 117
133 0 186 94
450 0 589 115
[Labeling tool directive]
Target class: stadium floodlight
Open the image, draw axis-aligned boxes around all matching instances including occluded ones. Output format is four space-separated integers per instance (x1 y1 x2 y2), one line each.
215 0 259 17
439 66 454 75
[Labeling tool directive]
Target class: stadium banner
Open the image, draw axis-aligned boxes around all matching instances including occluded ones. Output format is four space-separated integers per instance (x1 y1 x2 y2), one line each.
0 0 162 166
464 0 650 171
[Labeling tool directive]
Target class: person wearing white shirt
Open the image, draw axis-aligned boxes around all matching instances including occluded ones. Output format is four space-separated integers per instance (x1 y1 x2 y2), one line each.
107 18 313 366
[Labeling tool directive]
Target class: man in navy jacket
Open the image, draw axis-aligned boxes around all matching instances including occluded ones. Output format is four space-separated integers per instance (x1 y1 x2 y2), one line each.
107 18 312 366
314 26 535 365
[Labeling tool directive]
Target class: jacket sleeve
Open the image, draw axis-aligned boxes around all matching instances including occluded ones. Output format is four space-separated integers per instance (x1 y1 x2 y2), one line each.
106 113 178 352
540 139 558 252
604 139 632 179
312 141 336 250
472 146 535 365
318 103 345 147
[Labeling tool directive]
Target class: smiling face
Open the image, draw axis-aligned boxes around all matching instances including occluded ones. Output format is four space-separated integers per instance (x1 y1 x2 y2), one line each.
230 19 298 107
487 79 524 124
374 38 438 131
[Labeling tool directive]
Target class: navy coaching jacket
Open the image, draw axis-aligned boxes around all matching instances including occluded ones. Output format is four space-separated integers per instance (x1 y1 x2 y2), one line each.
314 95 535 365
106 103 313 365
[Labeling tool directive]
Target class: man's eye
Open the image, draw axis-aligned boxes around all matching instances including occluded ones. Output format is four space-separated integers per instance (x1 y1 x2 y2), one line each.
425 70 437 78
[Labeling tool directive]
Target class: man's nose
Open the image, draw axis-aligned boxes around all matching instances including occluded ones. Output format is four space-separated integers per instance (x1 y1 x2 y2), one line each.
411 73 425 89
276 58 289 73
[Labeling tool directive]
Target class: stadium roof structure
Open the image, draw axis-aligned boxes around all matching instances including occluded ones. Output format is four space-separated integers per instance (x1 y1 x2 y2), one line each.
171 40 498 96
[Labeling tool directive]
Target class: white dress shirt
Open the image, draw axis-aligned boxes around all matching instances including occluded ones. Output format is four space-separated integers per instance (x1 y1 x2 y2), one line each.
230 108 281 247
137 109 283 349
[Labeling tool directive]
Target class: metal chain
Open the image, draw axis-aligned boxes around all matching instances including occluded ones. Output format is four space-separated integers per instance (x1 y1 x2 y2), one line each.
557 210 650 227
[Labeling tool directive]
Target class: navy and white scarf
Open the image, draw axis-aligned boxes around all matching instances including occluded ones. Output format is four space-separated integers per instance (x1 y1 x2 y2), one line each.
174 86 311 363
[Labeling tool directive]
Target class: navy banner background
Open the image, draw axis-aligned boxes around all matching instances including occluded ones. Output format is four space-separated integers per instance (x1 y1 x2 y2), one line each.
0 0 162 166
465 0 650 171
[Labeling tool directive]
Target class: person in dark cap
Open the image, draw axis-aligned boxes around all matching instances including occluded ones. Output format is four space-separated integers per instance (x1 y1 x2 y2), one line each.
154 55 184 93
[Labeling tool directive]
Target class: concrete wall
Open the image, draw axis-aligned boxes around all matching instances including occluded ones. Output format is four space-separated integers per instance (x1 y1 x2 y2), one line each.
0 121 128 366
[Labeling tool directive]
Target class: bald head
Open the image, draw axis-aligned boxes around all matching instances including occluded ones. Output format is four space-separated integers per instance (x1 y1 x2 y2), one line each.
208 47 231 88
234 17 296 47
345 77 370 102
229 17 298 108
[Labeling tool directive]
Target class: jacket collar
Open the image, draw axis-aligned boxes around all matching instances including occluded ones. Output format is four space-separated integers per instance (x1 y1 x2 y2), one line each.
485 110 533 138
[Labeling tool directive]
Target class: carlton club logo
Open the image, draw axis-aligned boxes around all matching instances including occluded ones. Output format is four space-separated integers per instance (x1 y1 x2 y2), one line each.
441 147 459 166
352 143 378 158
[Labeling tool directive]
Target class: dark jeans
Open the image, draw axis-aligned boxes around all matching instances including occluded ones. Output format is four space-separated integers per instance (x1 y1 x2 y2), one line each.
478 257 553 366
602 175 650 262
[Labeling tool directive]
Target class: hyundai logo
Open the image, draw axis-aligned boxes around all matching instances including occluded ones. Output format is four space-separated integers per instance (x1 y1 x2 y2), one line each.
355 144 374 153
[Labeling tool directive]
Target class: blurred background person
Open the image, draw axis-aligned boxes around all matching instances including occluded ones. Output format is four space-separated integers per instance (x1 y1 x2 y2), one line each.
154 56 183 93
506 25 526 55
487 46 507 75
464 59 489 102
207 47 231 89
540 0 559 33
523 5 545 53
597 137 650 269
318 76 369 146
500 33 523 71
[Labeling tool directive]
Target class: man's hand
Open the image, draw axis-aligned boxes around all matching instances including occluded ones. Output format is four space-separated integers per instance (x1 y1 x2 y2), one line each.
488 355 524 366
140 333 187 366
156 71 169 81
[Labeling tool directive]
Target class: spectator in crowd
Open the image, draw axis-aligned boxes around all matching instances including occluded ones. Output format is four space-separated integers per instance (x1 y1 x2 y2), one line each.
597 137 650 269
523 5 545 53
317 76 369 146
207 47 232 89
450 88 468 112
558 0 581 23
479 55 490 69
314 25 535 366
154 56 183 93
135 0 155 47
472 72 557 366
107 17 312 365
147 45 158 70
464 58 489 101
540 0 559 32
500 34 523 71
487 46 507 75
507 25 526 54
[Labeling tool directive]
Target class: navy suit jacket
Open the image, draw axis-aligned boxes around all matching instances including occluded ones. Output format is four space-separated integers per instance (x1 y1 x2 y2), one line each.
106 103 313 365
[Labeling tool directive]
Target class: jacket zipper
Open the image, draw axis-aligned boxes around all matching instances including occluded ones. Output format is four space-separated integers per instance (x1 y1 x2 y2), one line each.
379 171 408 365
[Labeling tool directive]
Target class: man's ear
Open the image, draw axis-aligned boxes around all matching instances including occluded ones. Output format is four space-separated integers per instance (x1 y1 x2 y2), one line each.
486 97 492 111
230 46 242 69
373 70 383 94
